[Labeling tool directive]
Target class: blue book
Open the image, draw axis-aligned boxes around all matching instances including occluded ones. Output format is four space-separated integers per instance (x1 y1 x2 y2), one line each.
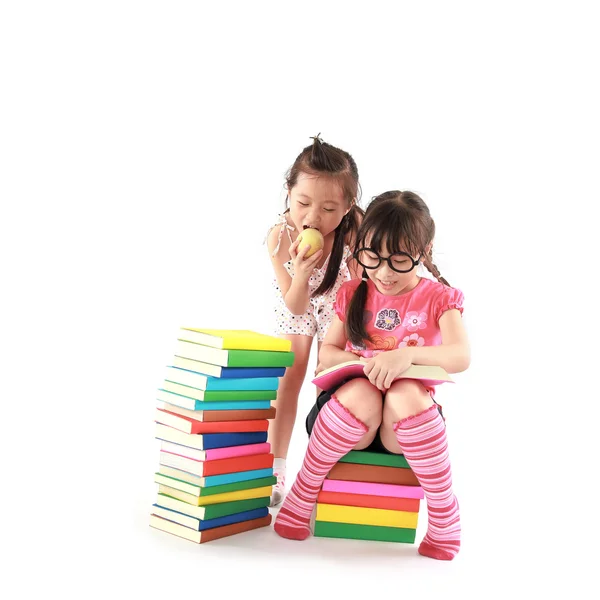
213 367 285 378
160 397 272 411
152 505 270 531
198 431 268 450
172 356 286 379
200 467 274 487
164 367 280 391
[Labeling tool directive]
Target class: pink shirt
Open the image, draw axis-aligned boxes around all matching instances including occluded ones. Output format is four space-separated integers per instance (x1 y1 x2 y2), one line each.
334 277 464 357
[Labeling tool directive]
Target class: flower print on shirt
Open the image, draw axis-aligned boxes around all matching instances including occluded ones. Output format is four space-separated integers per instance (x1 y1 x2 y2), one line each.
375 308 401 332
371 334 397 351
403 311 427 332
399 333 425 348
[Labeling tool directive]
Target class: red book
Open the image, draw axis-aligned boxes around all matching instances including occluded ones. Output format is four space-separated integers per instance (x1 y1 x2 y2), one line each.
316 490 420 512
155 408 268 434
159 450 274 477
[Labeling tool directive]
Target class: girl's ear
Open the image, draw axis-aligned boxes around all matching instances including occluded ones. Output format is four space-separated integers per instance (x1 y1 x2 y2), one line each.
424 242 433 258
344 198 356 217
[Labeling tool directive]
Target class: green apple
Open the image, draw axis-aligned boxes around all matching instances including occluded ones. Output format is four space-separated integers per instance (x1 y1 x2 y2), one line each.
297 228 324 258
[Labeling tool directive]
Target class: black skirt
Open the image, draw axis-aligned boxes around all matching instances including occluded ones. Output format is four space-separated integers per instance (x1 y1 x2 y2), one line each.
305 379 444 455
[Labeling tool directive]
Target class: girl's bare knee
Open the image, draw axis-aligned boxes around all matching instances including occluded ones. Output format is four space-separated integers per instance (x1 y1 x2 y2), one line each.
334 378 383 428
384 379 433 421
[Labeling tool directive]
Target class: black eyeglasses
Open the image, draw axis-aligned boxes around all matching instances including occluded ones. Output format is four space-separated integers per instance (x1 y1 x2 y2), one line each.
354 248 421 273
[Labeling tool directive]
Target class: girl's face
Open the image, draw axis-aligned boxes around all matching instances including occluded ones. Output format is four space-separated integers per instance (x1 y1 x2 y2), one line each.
288 172 350 239
361 237 422 296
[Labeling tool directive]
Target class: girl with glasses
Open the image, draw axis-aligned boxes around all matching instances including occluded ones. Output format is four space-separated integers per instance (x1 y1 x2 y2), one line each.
274 190 470 561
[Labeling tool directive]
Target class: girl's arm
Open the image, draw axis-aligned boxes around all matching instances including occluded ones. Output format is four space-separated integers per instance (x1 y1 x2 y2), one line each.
266 226 307 314
409 309 471 373
318 316 361 370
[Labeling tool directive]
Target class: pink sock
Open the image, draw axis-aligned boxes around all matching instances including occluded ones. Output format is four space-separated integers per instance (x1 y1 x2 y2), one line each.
274 397 367 540
394 405 461 560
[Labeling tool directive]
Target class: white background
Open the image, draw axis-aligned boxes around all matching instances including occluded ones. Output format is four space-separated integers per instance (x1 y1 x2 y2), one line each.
1 1 598 598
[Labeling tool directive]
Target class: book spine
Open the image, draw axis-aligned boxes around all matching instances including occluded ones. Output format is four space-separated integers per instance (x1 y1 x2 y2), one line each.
322 479 425 499
203 453 274 477
316 490 421 512
203 442 271 461
326 462 420 486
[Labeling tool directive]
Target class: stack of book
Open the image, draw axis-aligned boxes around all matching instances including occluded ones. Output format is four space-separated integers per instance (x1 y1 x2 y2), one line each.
313 450 424 544
309 360 452 543
150 328 295 544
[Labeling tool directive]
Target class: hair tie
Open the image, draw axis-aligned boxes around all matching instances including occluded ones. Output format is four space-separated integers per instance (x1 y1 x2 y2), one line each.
310 133 323 144
361 276 368 282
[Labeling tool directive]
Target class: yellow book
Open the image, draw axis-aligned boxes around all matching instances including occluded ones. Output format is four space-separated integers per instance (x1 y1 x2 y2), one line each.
179 328 292 352
158 484 273 506
316 503 419 529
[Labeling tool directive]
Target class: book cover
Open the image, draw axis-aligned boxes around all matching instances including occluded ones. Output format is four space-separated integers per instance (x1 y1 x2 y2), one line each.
152 504 269 531
326 463 420 486
164 367 280 391
156 402 276 422
313 521 416 544
322 479 424 500
172 356 286 379
159 450 274 477
155 408 269 435
159 440 270 462
155 423 267 450
312 361 453 390
316 490 420 512
158 466 274 488
157 484 273 506
153 496 270 521
178 328 292 352
339 450 410 469
316 503 418 529
175 340 295 368
157 389 272 411
154 473 276 497
149 513 272 544
161 381 277 401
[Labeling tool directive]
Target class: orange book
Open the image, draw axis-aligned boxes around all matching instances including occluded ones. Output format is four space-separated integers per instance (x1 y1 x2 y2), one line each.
326 462 419 486
317 490 420 512
157 402 276 422
198 407 275 422
150 513 272 543
155 408 268 434
159 450 274 477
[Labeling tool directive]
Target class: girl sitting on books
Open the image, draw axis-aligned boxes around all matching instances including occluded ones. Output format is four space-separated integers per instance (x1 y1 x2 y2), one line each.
273 190 470 561
264 135 364 506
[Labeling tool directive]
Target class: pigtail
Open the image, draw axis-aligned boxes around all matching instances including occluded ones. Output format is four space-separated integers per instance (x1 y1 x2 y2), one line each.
313 203 364 297
346 269 371 347
423 249 450 287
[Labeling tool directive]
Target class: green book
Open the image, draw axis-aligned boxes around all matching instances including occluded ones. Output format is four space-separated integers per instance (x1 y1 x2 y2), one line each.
339 450 410 469
175 339 295 368
156 494 270 520
162 380 277 401
314 521 417 544
156 473 277 497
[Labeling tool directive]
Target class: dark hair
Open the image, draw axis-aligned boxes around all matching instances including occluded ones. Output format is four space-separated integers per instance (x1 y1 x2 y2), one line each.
284 134 363 297
346 190 449 346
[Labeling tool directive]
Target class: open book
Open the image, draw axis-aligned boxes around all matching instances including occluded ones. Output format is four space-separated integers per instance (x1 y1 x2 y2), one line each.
312 360 453 390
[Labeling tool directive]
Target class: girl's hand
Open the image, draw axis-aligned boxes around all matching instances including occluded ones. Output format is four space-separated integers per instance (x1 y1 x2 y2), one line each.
289 238 324 281
362 348 414 391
